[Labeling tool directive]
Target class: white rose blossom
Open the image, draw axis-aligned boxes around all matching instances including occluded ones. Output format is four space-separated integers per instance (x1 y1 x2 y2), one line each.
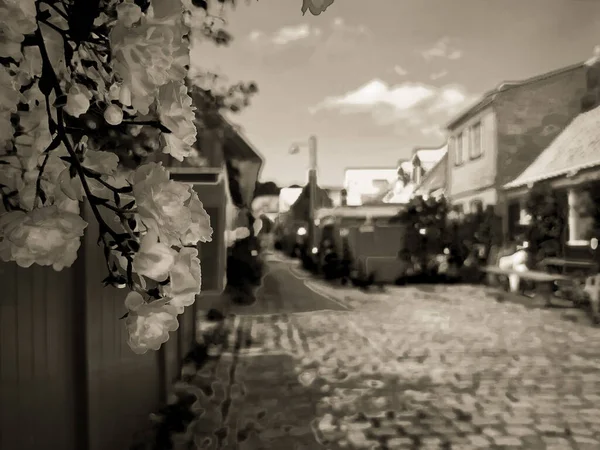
132 230 177 282
162 247 202 314
109 2 189 115
0 206 88 271
132 162 212 247
0 0 267 353
124 292 179 354
158 80 197 161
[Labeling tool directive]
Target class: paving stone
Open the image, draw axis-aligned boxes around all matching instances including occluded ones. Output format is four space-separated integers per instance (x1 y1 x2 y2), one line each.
482 427 502 438
346 429 373 448
492 435 523 446
366 426 397 439
386 437 414 448
573 435 600 446
468 435 492 447
535 424 566 435
569 427 595 436
505 426 536 437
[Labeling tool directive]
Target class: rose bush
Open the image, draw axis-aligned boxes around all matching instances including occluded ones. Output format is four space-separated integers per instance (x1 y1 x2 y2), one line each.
0 0 335 354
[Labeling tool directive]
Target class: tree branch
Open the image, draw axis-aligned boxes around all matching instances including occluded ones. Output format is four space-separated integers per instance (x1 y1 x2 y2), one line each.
34 4 136 286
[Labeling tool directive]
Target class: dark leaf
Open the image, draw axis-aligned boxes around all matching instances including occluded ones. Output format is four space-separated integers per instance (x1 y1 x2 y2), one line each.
90 194 109 205
156 122 172 133
54 94 68 108
37 9 52 22
63 38 74 67
192 0 208 9
69 164 78 179
128 240 140 252
147 288 161 299
67 0 101 44
122 200 135 210
101 274 116 286
37 187 47 205
44 135 62 154
38 64 55 97
126 260 133 288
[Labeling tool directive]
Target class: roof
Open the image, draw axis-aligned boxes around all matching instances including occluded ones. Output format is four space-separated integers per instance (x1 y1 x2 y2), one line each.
412 145 447 171
344 167 398 173
155 92 263 170
382 182 415 204
504 106 600 189
414 152 448 195
398 161 412 173
446 61 585 130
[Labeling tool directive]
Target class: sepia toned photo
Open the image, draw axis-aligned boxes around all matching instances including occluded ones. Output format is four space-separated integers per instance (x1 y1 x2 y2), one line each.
1 0 600 449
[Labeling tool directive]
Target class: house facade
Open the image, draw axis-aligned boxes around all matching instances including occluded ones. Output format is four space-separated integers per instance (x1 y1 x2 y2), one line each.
445 62 588 216
503 104 600 255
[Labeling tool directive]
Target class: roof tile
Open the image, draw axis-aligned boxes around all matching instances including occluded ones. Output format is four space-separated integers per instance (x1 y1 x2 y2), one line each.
504 106 600 189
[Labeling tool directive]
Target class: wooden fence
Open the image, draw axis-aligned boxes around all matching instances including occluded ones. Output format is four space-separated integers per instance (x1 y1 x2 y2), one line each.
0 202 199 450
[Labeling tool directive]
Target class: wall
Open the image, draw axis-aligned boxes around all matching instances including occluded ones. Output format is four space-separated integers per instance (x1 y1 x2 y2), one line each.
0 202 171 450
494 65 587 188
451 188 498 214
83 206 163 450
0 260 80 450
447 107 498 203
194 182 227 294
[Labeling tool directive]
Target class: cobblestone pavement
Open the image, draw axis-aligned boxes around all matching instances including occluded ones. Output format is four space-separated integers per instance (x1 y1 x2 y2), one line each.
190 258 600 449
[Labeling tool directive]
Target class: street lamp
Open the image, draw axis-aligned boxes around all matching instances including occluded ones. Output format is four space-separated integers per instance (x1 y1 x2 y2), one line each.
289 135 318 250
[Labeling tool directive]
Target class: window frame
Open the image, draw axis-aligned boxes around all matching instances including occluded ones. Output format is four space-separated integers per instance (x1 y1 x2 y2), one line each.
454 133 464 166
469 121 483 160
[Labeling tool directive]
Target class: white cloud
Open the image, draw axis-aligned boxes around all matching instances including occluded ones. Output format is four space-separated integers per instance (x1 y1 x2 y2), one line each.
430 70 448 80
394 65 408 76
248 24 321 46
331 17 369 35
311 79 477 138
421 37 463 61
248 30 263 42
313 79 434 112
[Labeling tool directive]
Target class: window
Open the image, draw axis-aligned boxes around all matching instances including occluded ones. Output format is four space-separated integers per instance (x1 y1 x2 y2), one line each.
470 121 483 159
454 133 464 165
462 128 470 161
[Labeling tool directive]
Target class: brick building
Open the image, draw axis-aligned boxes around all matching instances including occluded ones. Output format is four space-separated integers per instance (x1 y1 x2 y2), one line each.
445 62 587 221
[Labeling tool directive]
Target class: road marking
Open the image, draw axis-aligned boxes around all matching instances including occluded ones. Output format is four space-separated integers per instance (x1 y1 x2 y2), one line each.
303 280 353 311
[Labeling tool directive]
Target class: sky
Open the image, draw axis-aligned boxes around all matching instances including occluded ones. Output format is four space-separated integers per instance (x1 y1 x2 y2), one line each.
190 0 600 188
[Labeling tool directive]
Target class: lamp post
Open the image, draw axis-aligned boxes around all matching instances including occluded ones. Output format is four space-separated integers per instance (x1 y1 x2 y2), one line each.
290 136 318 251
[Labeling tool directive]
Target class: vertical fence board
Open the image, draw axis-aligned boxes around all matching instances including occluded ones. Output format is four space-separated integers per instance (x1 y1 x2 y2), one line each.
83 204 163 450
0 260 79 450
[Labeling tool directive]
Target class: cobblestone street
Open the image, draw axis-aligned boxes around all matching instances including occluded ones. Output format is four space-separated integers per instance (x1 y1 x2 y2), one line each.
190 257 600 449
